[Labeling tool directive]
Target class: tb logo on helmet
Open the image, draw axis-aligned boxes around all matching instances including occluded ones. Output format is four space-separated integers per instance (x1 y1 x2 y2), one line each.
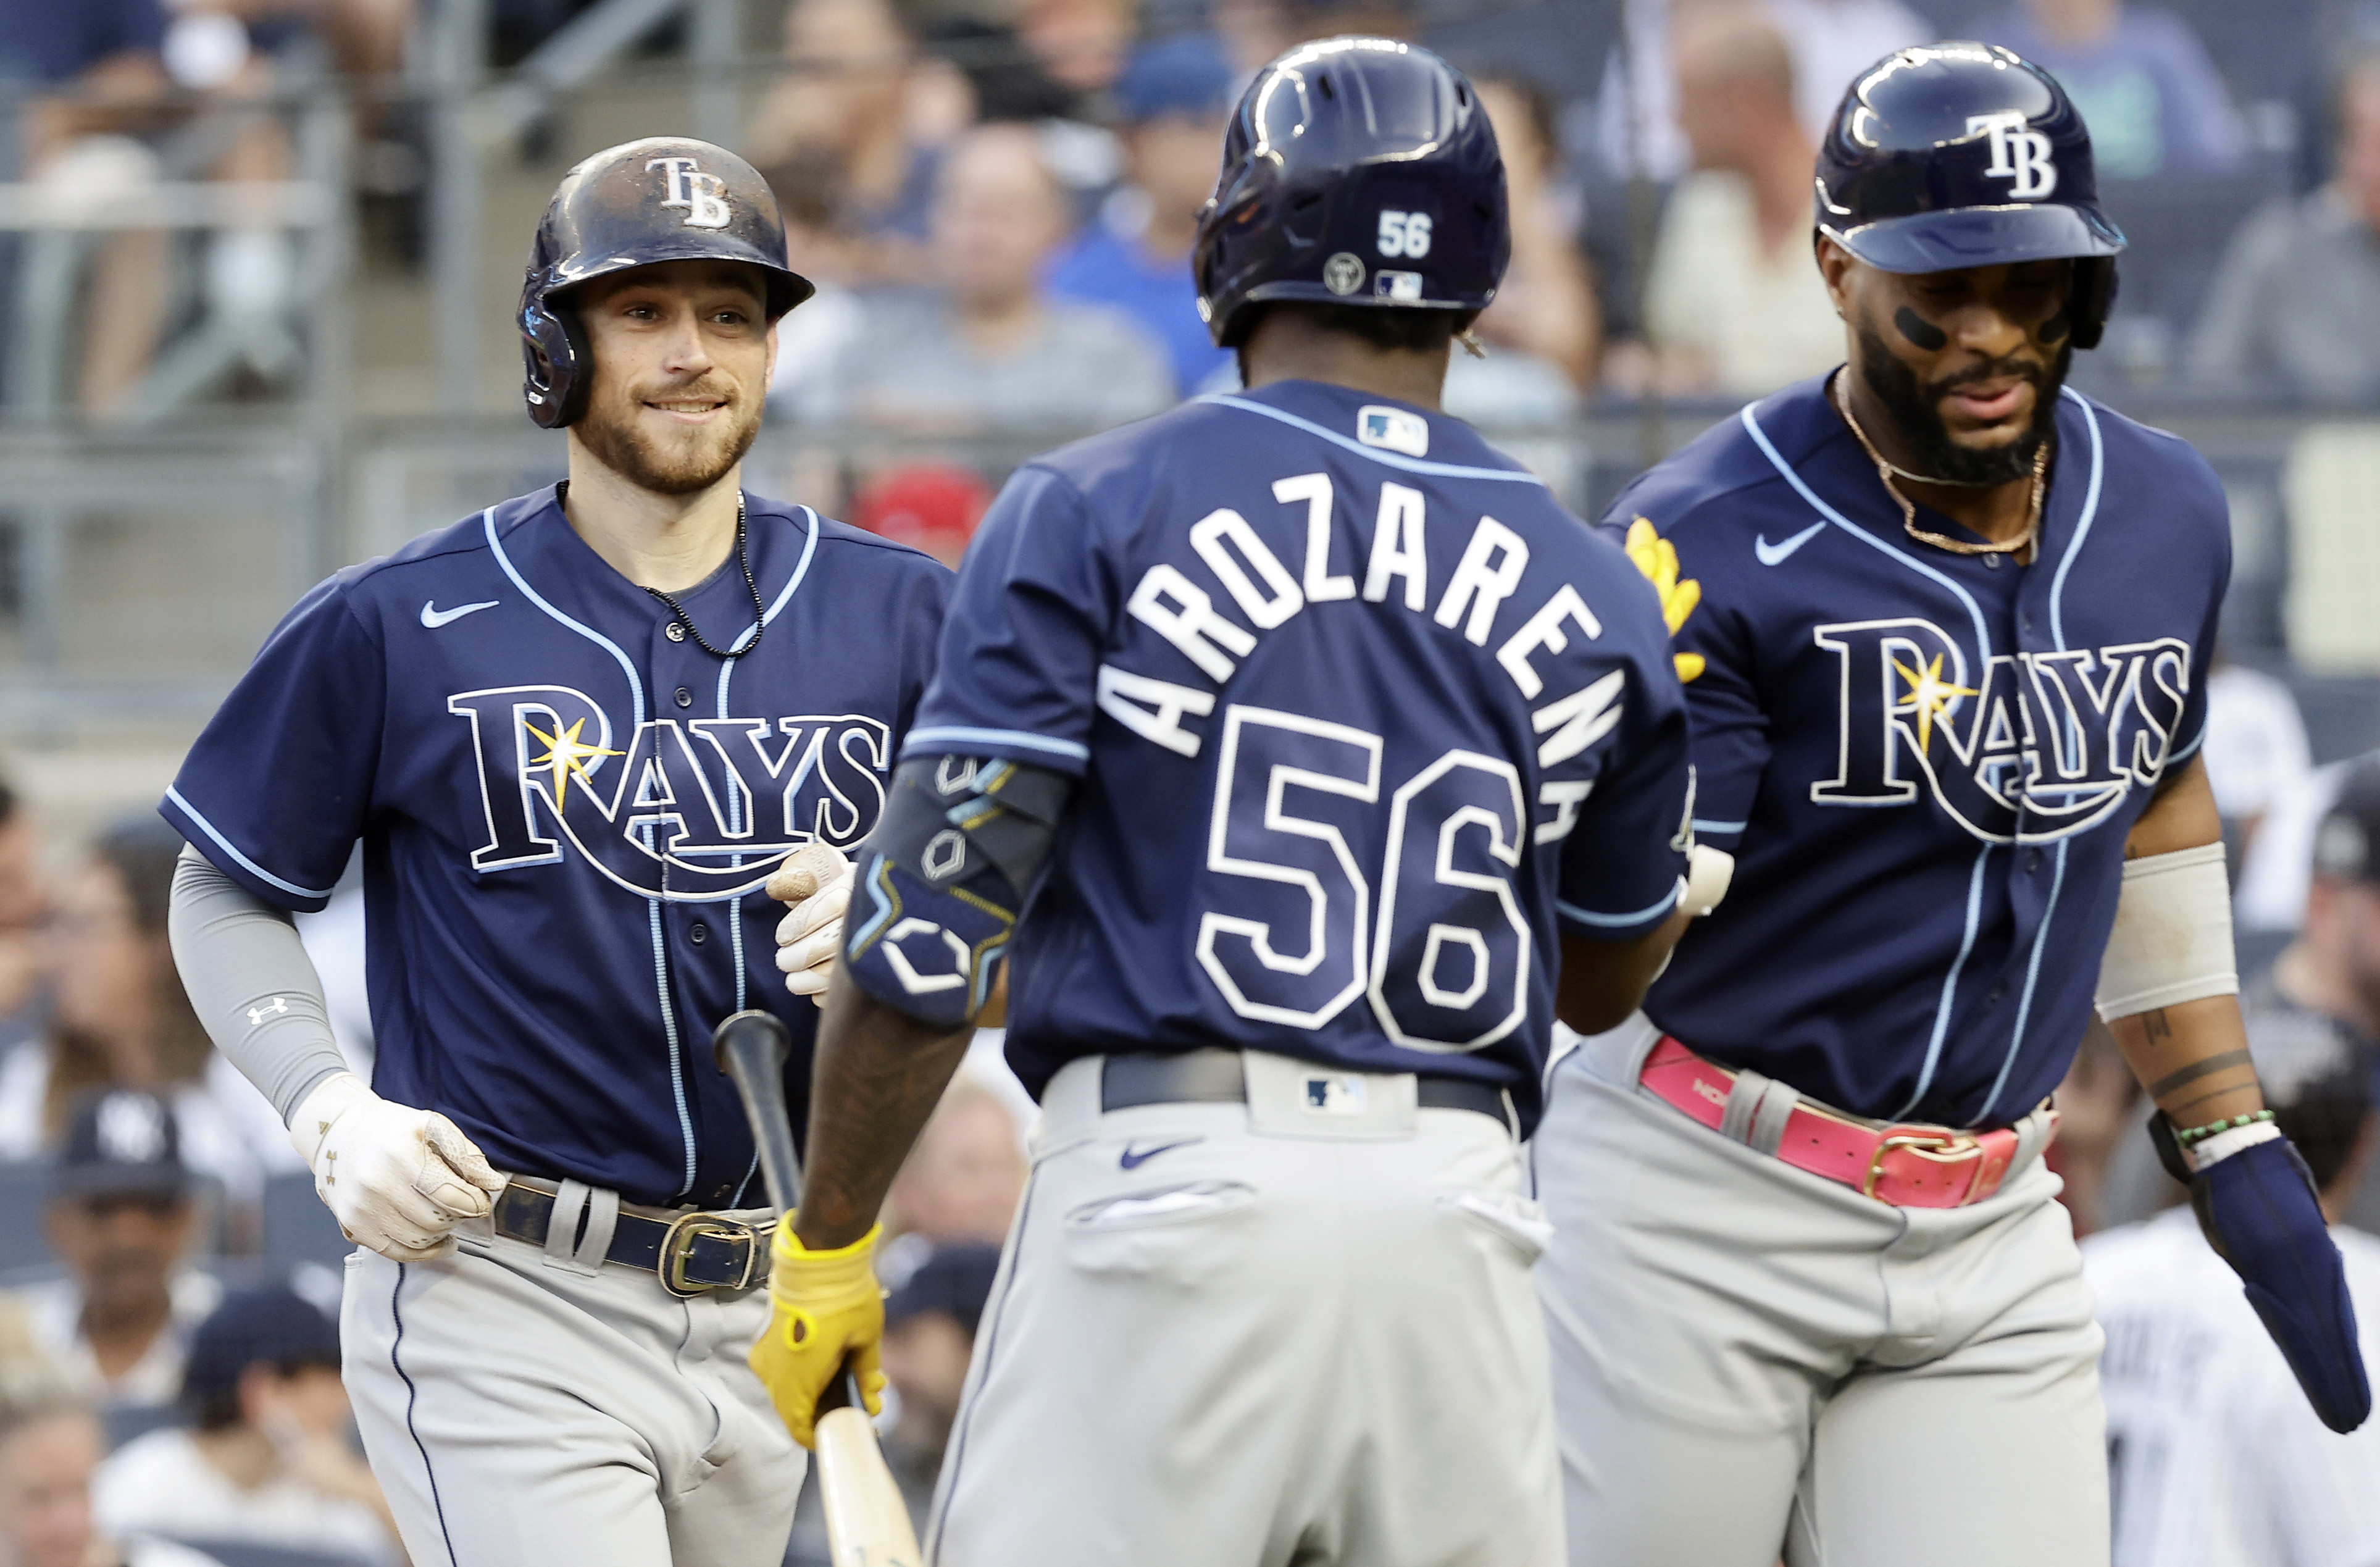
1968 111 2058 199
647 155 732 229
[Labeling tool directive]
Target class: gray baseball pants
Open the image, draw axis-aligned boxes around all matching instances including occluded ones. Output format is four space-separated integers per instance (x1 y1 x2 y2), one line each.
1534 1017 2108 1567
927 1050 1564 1567
341 1194 802 1567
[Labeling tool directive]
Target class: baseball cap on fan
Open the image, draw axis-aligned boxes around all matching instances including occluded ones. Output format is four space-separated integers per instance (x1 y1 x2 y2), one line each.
2312 760 2380 888
51 1089 189 1201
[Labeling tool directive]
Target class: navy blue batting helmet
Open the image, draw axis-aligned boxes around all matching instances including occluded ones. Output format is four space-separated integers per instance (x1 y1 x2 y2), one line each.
1816 42 2126 348
519 137 814 429
1193 38 1509 350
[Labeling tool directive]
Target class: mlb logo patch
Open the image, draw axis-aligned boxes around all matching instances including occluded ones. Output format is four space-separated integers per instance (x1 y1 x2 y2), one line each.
1303 1076 1367 1115
1372 270 1423 301
1357 405 1429 458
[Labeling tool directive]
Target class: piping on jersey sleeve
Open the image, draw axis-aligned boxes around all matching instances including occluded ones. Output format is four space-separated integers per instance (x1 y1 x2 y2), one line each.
164 787 337 903
1691 818 1748 836
483 507 648 725
1558 880 1684 930
1200 395 1551 485
902 725 1091 763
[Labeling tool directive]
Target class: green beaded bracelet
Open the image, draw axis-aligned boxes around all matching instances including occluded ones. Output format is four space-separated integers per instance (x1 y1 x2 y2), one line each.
2172 1108 2276 1147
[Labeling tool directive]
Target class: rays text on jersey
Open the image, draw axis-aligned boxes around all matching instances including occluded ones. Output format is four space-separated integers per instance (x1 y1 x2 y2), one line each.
448 683 888 898
1810 617 2191 843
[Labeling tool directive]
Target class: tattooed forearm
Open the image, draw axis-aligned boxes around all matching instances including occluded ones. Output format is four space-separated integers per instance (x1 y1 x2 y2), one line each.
2145 1047 2253 1099
2142 1008 2174 1042
796 973 975 1250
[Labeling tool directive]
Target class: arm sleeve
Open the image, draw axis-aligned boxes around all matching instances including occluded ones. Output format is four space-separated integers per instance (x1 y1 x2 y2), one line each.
903 466 1115 777
159 575 386 912
1555 575 1694 941
167 845 350 1126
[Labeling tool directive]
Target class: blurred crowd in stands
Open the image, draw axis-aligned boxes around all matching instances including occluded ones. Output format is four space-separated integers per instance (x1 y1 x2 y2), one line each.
6 0 2380 425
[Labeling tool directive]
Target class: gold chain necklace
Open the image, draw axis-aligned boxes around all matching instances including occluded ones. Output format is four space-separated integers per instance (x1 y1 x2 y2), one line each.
1831 372 2048 564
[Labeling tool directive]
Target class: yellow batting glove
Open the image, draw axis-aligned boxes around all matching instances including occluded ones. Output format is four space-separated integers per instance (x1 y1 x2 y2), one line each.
748 1217 888 1448
1624 516 1707 683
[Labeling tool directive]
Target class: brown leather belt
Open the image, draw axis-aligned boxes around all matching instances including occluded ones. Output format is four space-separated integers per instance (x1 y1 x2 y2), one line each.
493 1177 767 1297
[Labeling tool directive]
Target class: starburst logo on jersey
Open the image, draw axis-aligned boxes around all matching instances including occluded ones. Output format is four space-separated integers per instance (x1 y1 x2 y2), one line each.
1813 618 2192 844
1624 517 1705 682
447 685 889 900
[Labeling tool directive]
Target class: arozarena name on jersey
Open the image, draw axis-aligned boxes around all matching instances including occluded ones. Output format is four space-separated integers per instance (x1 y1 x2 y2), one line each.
1093 471 1624 835
448 683 888 899
1814 616 2190 844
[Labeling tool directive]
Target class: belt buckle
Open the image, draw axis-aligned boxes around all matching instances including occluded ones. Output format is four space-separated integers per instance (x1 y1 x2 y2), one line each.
658 1213 758 1298
1862 1130 1986 1204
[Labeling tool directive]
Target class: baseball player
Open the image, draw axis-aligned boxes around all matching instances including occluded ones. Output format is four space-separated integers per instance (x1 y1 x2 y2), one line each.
158 138 950 1565
746 39 1705 1566
1532 43 2369 1567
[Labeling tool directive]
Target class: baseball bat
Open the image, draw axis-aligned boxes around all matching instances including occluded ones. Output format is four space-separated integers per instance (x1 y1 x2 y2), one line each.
713 1009 924 1567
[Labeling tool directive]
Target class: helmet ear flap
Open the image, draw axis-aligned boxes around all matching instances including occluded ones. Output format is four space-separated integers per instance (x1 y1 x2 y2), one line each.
520 280 592 429
2069 256 2116 351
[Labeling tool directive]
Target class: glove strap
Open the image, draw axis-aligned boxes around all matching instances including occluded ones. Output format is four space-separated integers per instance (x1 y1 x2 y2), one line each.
770 1217 883 1267
288 1071 370 1169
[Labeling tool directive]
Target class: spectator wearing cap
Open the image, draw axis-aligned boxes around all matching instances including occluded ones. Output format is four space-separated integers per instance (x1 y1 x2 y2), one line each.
0 1366 224 1567
814 122 1174 433
785 1243 1001 1563
1973 0 2247 179
94 1287 399 1565
1046 34 1241 399
0 815 300 1225
2084 982 2380 1563
2190 45 2380 402
8 1090 220 1411
1621 2 1843 398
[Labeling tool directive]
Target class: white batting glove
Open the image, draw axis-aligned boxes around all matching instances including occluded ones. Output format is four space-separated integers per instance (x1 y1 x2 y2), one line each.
289 1073 506 1263
769 842 854 1007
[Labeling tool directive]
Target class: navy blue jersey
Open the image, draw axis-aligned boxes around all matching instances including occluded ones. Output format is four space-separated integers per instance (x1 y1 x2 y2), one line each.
164 488 951 1207
909 380 1693 1134
1606 376 2228 1128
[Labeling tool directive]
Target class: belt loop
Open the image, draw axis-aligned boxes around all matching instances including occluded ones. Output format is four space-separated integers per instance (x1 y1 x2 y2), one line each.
575 1185 620 1271
1717 1068 1798 1156
542 1180 601 1277
2012 1100 2056 1175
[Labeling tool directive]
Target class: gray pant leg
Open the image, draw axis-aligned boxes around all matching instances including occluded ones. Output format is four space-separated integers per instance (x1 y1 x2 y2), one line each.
931 1057 1560 1567
1535 1042 1846 1567
343 1233 800 1567
1789 1198 2108 1567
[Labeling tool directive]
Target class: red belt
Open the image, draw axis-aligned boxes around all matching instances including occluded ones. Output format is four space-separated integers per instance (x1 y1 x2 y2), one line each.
1637 1037 2047 1208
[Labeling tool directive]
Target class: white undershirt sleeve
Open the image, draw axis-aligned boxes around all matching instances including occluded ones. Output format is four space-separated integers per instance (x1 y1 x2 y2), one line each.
167 842 352 1126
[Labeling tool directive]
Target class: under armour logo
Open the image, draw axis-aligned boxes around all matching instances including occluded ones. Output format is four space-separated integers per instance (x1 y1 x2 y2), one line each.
646 156 732 230
1968 112 2056 199
248 997 290 1027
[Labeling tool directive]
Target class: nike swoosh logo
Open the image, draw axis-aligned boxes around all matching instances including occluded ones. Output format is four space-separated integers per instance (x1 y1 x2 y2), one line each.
1119 1138 1202 1170
420 600 499 629
1753 521 1827 567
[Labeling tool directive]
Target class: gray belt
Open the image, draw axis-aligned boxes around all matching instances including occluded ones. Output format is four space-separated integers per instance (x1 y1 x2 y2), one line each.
493 1176 767 1297
1100 1048 1518 1134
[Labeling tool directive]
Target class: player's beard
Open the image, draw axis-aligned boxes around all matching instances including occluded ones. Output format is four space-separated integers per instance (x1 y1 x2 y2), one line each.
575 374 764 498
1853 317 2070 487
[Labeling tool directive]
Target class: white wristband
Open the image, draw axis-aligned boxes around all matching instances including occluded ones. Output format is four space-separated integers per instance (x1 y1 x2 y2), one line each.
1683 845 1735 917
2095 842 2238 1021
2189 1119 2282 1172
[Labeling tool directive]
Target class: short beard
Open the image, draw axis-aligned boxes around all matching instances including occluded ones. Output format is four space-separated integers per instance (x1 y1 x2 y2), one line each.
574 377 762 498
1853 319 2069 486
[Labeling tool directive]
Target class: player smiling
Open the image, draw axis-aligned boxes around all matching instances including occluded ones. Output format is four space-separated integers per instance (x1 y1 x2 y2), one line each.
159 138 949 1566
1532 44 2368 1567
